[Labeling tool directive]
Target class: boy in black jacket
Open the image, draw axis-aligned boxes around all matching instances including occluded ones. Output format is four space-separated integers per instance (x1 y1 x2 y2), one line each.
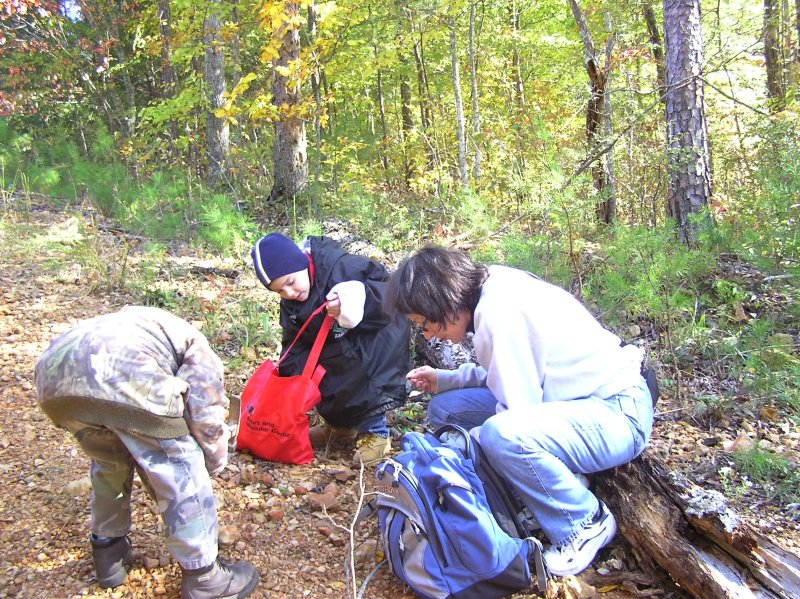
251 232 411 465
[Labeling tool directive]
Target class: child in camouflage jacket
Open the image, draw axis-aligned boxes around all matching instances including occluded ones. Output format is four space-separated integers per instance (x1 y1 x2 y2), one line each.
34 306 259 599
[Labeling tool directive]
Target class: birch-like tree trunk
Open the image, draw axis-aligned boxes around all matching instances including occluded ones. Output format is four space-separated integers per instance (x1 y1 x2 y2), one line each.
468 0 482 181
508 0 526 201
203 3 230 189
270 2 308 201
450 16 468 189
663 0 712 245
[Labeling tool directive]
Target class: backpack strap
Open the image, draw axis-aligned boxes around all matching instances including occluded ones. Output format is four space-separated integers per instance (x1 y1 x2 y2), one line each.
354 498 379 528
641 362 660 406
525 536 549 593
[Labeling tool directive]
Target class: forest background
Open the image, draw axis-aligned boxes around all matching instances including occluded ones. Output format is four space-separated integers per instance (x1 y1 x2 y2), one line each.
1 0 800 571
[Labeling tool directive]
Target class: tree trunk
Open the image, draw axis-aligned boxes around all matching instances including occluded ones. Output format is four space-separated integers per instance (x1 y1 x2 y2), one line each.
595 451 800 598
204 4 230 189
158 0 178 157
663 0 712 245
399 51 415 188
230 0 242 147
308 2 322 211
643 2 666 103
450 16 468 190
508 0 524 110
412 22 438 173
602 9 616 217
270 2 308 202
413 39 431 131
508 0 526 209
468 0 482 182
568 0 613 224
796 0 800 66
764 0 785 111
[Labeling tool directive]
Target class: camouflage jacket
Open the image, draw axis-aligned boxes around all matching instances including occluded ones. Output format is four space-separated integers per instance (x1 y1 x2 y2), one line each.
34 306 230 475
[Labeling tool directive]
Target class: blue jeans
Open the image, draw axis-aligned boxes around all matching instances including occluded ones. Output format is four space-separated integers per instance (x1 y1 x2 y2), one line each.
426 378 653 547
357 413 390 438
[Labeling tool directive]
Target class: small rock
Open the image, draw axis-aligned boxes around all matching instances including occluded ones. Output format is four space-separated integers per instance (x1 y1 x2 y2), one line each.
268 508 285 522
142 557 160 570
218 525 241 545
333 468 356 482
328 533 346 547
316 525 333 537
64 477 92 497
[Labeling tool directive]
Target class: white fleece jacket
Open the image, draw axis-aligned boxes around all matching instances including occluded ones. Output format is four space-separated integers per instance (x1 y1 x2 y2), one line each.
436 265 643 412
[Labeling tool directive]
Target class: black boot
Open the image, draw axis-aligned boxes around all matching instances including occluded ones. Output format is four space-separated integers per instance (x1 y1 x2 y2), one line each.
180 557 259 599
90 534 132 589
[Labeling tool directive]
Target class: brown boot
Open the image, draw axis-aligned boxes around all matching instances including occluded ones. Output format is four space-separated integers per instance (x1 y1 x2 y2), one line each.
180 557 259 599
308 422 357 448
352 434 391 466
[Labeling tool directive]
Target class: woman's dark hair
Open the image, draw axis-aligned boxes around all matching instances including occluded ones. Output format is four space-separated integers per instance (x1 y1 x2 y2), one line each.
384 245 488 325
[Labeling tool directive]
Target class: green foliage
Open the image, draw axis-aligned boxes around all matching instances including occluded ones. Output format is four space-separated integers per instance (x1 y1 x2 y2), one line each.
585 224 715 329
321 188 415 252
197 194 257 254
731 445 800 504
472 230 573 289
451 190 498 242
705 111 800 272
0 214 131 292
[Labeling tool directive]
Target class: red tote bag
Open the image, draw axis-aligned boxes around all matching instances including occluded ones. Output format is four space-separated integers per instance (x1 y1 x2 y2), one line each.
237 303 333 464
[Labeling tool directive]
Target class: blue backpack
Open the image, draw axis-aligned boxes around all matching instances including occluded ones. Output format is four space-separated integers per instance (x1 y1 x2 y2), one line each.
359 425 548 598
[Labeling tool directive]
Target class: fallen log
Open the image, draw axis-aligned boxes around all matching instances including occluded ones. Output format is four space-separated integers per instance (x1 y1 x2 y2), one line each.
594 451 800 599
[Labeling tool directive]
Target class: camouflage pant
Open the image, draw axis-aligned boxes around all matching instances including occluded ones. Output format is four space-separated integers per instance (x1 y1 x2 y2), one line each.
61 420 218 570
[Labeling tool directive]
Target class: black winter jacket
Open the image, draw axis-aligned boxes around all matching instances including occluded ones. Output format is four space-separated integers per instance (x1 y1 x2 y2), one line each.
277 236 411 428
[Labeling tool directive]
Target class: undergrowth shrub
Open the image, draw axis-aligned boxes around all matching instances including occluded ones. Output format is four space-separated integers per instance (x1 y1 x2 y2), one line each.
585 224 715 331
472 229 573 290
322 187 415 252
707 110 800 272
732 445 800 504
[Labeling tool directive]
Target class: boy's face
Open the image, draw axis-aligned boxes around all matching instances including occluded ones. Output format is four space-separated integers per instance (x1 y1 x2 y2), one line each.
267 268 311 302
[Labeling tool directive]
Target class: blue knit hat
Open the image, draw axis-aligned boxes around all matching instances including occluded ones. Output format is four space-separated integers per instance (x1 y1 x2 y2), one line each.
251 233 310 287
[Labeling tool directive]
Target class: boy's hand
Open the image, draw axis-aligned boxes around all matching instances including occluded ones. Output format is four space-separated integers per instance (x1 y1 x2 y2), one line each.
406 366 438 394
325 293 342 318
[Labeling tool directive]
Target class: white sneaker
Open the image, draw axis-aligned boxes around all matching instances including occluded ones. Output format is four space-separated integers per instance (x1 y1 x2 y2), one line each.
543 502 617 576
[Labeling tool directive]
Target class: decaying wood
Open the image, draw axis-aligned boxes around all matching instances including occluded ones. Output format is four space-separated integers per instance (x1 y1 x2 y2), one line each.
594 451 800 599
413 331 477 370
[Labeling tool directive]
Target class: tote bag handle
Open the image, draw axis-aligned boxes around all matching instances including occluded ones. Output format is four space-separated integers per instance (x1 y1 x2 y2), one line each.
276 302 334 379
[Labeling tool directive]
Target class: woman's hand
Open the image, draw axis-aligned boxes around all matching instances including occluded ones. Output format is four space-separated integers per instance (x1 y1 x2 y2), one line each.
406 366 438 394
